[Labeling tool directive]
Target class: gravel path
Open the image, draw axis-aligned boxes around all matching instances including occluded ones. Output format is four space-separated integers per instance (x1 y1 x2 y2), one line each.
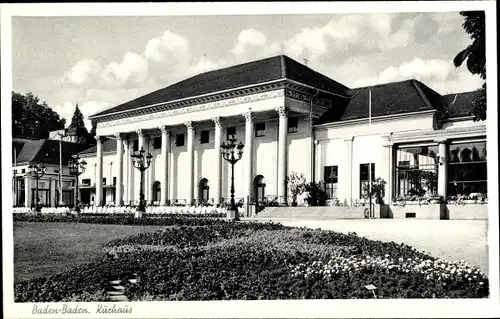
257 219 489 274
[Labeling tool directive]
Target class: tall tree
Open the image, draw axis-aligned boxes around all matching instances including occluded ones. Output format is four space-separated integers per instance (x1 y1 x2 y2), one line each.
453 11 486 121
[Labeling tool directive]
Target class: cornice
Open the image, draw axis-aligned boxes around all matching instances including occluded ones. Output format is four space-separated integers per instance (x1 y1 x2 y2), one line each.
390 125 486 143
96 80 338 129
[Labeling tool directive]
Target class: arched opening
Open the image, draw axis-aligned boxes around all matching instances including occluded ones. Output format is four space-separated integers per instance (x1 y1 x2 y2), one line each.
253 175 266 203
198 178 210 203
152 181 161 202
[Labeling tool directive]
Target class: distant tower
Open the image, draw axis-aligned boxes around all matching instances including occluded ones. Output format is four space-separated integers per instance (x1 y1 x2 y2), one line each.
303 58 309 66
66 103 89 144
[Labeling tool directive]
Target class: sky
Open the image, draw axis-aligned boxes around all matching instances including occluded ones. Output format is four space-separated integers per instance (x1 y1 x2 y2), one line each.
11 12 485 130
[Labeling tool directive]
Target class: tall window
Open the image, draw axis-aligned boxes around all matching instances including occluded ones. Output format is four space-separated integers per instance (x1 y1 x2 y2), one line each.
395 145 438 197
153 137 161 149
200 130 210 144
227 127 236 140
255 123 266 137
176 134 185 147
324 166 338 199
448 141 487 196
360 163 376 198
288 118 298 133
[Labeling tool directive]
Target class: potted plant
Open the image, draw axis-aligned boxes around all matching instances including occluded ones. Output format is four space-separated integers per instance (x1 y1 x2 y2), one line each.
362 177 387 204
286 172 307 207
429 194 442 204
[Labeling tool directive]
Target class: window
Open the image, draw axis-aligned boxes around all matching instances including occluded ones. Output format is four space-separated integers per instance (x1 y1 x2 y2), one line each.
22 169 25 173
448 141 487 196
288 118 298 133
133 140 139 152
176 134 185 147
82 179 91 186
360 163 376 198
255 123 266 137
103 177 107 185
113 177 117 185
324 166 338 199
153 137 161 149
227 127 236 140
395 145 438 197
200 130 210 144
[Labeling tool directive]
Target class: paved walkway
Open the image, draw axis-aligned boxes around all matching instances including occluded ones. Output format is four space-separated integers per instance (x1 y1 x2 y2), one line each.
251 218 489 274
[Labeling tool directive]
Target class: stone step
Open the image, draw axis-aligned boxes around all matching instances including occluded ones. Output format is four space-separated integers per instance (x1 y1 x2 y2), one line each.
107 295 128 302
107 290 125 296
111 285 126 291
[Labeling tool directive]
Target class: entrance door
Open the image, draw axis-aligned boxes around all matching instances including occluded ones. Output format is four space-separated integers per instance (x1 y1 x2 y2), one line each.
80 190 91 205
253 175 266 203
199 178 209 203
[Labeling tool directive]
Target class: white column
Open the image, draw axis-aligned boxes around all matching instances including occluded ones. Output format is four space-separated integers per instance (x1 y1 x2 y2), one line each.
115 133 123 206
160 125 170 205
145 136 151 202
212 117 222 205
344 137 354 204
315 140 321 183
243 111 253 204
123 137 130 205
382 140 394 204
136 129 144 203
185 121 194 204
24 175 30 207
276 106 288 204
95 136 103 206
437 139 449 200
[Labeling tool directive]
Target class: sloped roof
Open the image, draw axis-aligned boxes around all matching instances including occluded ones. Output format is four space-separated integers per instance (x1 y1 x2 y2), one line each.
90 55 349 118
442 89 484 118
78 138 116 155
15 139 89 166
315 79 446 124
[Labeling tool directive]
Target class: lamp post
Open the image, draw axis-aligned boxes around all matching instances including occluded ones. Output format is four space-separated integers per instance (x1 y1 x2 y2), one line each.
28 162 46 212
131 147 153 213
221 136 244 221
68 154 87 213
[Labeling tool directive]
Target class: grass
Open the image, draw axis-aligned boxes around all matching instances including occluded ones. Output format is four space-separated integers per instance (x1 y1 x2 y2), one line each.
14 222 166 282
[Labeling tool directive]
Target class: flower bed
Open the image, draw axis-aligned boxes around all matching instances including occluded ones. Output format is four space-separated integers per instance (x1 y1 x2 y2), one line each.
14 221 489 301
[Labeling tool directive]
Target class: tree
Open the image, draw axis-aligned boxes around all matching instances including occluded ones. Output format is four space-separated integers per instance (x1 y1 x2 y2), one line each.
286 172 307 205
12 91 66 137
362 177 387 204
453 11 486 121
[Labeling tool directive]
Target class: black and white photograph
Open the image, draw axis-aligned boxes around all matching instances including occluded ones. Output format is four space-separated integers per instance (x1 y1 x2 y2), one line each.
1 1 499 318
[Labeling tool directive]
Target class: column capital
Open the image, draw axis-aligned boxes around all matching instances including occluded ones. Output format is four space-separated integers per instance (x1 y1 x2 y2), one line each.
434 138 449 144
242 111 254 122
275 106 288 117
114 133 123 140
95 135 103 143
212 117 221 127
136 129 144 137
159 125 170 135
185 121 194 131
343 137 354 143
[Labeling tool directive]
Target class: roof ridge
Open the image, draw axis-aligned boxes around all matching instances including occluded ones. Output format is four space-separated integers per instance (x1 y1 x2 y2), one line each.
410 79 434 110
350 78 416 91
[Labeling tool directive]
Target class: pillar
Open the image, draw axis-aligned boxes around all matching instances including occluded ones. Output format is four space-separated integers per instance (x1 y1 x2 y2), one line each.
185 121 194 204
160 125 170 205
315 140 321 184
95 136 103 206
123 137 130 205
437 139 449 200
382 139 394 204
24 175 30 208
115 133 123 205
243 111 253 204
276 106 288 204
344 137 354 204
212 117 222 205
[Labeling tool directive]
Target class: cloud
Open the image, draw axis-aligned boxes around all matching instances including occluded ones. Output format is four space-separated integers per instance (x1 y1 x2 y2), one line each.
231 28 268 55
352 58 483 94
100 52 148 87
63 59 101 86
144 30 189 63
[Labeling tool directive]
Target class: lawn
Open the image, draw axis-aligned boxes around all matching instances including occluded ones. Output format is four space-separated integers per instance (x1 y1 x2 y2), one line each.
14 219 489 301
14 222 166 282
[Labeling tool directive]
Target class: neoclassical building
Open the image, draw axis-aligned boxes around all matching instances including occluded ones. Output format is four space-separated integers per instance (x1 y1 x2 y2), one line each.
79 55 487 210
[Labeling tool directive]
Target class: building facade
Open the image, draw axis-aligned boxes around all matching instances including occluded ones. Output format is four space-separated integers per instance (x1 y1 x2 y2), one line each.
77 55 486 210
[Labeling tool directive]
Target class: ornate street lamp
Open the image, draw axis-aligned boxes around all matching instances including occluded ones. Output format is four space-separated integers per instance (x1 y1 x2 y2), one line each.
28 162 46 212
131 147 153 212
68 154 87 213
221 136 244 221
